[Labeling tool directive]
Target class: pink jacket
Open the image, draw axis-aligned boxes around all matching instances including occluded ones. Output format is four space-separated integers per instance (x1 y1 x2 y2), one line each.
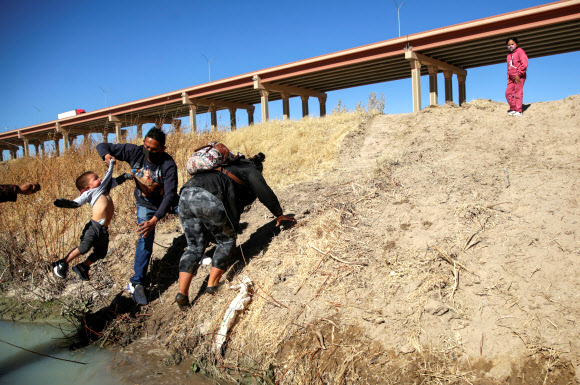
507 47 528 80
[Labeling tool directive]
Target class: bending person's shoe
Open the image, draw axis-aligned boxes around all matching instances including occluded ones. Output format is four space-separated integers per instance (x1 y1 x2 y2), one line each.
175 293 190 310
205 285 218 295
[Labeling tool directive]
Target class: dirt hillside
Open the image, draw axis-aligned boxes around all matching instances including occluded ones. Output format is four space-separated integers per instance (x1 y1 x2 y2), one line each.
115 95 577 384
13 95 578 384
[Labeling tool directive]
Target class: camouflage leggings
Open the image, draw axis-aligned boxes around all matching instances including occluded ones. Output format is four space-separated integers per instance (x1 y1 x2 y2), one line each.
178 187 236 273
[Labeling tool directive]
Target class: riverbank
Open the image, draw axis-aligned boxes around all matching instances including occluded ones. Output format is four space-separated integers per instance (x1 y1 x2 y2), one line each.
1 97 579 384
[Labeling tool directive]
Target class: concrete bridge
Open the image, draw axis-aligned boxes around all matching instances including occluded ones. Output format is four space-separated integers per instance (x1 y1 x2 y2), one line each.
1 0 579 159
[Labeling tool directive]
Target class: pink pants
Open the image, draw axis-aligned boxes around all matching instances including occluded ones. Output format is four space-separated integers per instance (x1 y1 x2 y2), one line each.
505 77 525 113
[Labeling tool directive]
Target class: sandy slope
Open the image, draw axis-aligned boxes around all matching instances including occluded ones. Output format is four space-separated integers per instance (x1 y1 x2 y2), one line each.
229 96 579 383
327 96 579 380
90 96 580 384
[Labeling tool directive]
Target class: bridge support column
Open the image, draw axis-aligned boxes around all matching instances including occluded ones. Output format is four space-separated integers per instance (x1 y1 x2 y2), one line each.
115 122 123 143
22 138 30 157
37 144 43 157
247 107 255 125
209 104 217 131
10 149 17 159
409 59 422 112
444 71 453 103
62 131 70 151
458 74 467 106
281 92 290 120
188 105 197 134
137 124 143 139
301 95 309 117
319 95 327 117
259 89 269 122
229 108 237 130
428 66 439 106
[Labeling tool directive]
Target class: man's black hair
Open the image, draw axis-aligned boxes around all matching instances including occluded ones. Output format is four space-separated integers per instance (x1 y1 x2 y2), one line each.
506 36 519 45
145 127 166 146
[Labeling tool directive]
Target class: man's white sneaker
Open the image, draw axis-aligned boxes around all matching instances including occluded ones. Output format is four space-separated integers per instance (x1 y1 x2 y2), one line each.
512 112 522 117
508 110 516 115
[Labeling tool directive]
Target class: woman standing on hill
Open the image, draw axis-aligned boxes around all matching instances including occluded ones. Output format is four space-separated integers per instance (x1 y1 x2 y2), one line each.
505 36 528 117
175 152 295 309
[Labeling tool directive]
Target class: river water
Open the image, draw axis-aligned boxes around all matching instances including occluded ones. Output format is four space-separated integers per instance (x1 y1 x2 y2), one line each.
0 320 125 384
0 320 217 385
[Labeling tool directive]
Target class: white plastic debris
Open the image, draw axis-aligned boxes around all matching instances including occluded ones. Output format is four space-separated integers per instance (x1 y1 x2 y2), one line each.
214 276 253 353
200 257 212 265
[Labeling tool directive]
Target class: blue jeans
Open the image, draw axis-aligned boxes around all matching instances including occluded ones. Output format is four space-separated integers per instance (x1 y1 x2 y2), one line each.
131 204 157 285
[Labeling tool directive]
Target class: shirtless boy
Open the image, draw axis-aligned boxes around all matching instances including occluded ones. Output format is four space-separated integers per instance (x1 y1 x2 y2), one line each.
51 160 132 281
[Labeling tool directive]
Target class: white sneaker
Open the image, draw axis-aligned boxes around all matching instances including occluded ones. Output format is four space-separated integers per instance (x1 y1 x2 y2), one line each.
125 282 135 293
512 112 522 117
508 110 516 115
125 282 148 305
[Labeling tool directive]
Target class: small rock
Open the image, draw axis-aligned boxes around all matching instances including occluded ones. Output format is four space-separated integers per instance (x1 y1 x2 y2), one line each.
424 299 450 316
404 279 423 294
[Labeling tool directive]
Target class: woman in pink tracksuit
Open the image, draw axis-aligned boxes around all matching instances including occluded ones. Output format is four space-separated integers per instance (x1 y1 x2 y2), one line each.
505 36 528 116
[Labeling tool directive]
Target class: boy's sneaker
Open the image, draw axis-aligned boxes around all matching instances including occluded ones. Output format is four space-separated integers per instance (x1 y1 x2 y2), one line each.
126 283 148 305
72 263 90 281
51 259 68 279
507 110 515 115
512 112 522 117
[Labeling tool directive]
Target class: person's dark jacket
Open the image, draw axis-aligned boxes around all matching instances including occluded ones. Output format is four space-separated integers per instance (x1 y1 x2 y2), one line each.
181 158 283 231
96 143 178 220
0 184 18 202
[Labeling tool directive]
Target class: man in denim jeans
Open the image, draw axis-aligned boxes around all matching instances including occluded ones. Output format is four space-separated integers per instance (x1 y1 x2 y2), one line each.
97 127 178 305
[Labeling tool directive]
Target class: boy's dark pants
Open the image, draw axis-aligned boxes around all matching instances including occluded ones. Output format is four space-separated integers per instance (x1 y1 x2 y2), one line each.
76 219 109 263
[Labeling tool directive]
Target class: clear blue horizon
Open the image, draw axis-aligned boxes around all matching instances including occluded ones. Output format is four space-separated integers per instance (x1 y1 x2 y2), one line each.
1 0 579 158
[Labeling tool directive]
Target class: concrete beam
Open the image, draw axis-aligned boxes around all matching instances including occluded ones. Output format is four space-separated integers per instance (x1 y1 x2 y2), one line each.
405 51 467 77
182 93 253 111
109 114 178 128
253 75 326 99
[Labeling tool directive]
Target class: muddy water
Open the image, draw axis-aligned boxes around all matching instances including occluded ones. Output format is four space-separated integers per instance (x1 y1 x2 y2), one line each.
0 320 125 384
0 320 217 385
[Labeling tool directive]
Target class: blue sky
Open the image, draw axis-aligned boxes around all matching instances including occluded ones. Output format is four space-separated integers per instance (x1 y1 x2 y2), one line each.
1 0 578 153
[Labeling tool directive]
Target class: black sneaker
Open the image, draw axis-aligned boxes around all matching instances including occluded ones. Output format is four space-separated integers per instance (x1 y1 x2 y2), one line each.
72 263 90 281
132 284 148 305
175 293 190 310
51 259 68 279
